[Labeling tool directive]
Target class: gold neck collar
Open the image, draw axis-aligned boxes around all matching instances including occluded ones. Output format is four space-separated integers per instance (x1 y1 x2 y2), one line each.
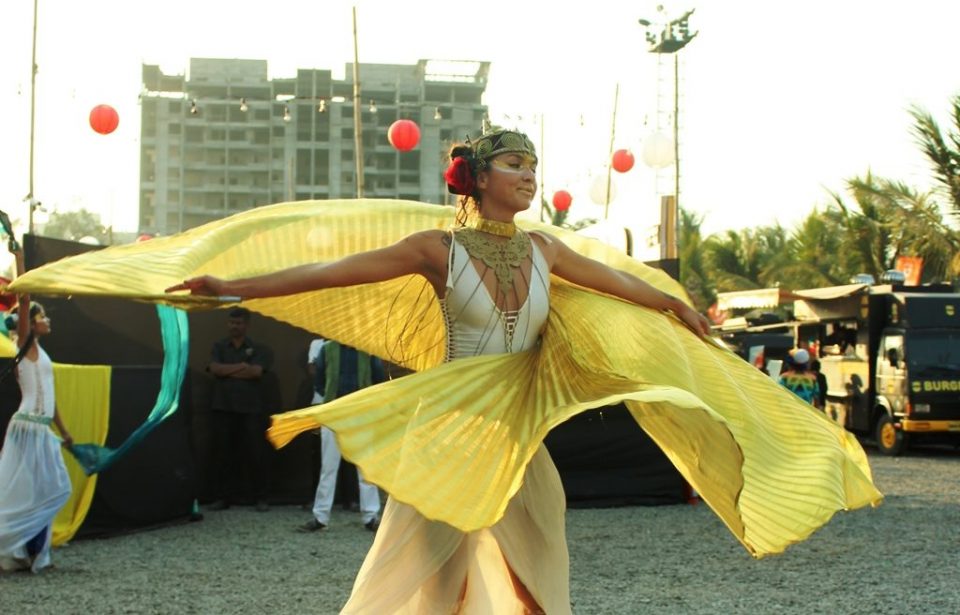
469 217 517 238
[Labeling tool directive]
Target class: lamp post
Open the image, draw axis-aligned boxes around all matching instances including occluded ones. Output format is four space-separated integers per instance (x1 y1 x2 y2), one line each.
351 6 365 198
639 8 697 280
26 0 40 235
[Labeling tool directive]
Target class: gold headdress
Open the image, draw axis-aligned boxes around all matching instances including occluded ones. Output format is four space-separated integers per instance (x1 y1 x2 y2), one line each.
470 127 537 171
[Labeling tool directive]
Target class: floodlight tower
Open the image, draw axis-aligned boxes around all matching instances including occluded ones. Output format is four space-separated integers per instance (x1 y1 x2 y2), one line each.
638 8 697 279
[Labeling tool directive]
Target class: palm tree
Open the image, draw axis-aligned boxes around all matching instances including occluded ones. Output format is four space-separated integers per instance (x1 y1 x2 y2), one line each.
703 225 789 292
843 174 960 282
678 208 714 312
909 96 960 217
772 210 846 289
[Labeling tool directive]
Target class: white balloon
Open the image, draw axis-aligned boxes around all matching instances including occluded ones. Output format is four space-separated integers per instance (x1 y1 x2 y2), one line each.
641 131 675 169
589 174 618 205
78 236 101 245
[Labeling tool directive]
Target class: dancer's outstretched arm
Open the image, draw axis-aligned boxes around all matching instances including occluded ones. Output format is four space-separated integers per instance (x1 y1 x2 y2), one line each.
166 230 447 299
547 235 711 337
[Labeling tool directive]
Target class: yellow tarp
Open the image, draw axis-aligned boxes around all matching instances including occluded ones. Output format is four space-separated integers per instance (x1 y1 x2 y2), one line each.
8 199 882 558
51 363 111 545
0 332 15 358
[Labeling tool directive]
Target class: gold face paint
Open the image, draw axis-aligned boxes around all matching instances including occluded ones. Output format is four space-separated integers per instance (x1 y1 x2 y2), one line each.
488 154 538 174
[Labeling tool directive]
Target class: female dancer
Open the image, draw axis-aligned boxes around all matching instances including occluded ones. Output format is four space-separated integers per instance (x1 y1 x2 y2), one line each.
168 128 712 613
0 246 73 573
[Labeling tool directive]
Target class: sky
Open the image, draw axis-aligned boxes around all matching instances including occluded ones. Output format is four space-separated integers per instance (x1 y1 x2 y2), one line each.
2 0 959 267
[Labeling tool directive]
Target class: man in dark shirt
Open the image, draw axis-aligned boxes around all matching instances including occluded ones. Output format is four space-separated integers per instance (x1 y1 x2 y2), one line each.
207 307 274 511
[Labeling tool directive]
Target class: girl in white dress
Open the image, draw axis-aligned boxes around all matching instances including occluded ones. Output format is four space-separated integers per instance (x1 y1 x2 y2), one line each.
0 246 73 573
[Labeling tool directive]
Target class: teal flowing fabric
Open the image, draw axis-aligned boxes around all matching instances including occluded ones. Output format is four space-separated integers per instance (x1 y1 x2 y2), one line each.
68 305 189 475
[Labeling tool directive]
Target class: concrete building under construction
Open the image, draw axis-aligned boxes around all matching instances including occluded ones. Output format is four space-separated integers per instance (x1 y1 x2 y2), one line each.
139 58 489 234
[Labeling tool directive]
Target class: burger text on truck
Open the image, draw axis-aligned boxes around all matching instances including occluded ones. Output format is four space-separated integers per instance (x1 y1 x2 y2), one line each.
792 275 960 455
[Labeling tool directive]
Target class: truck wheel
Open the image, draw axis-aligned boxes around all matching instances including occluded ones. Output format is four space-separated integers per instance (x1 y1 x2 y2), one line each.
875 413 907 456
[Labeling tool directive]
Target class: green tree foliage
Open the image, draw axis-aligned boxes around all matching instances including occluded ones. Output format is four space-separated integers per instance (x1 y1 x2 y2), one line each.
697 94 960 297
678 208 713 312
702 224 790 292
42 209 107 244
909 95 960 216
834 174 960 282
774 210 846 289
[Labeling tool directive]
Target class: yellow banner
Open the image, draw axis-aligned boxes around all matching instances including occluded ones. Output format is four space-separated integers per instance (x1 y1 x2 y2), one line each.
51 363 111 545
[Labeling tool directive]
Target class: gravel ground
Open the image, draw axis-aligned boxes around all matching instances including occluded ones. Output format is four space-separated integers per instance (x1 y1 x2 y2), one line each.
3 447 959 615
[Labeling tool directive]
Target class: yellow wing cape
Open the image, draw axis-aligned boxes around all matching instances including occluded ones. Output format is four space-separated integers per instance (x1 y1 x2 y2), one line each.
7 199 882 558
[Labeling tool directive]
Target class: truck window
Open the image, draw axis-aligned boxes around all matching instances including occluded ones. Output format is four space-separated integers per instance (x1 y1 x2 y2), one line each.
880 335 904 369
907 331 960 369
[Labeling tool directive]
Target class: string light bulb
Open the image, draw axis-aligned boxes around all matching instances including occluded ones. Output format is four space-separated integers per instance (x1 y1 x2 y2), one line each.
189 99 198 115
434 107 442 120
317 99 327 113
239 97 248 112
282 105 291 122
368 99 377 113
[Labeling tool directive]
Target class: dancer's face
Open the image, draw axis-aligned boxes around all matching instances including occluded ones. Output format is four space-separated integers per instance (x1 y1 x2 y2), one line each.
477 153 538 216
32 310 51 336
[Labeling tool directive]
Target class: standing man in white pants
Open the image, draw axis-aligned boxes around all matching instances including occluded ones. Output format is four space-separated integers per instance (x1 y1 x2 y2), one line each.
299 338 384 532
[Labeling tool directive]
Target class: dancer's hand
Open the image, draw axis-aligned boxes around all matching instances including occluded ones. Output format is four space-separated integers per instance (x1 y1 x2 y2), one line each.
674 303 712 338
165 275 226 296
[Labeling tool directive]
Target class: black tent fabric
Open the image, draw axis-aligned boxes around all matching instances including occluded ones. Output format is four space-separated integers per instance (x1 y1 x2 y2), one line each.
546 404 686 507
77 367 197 536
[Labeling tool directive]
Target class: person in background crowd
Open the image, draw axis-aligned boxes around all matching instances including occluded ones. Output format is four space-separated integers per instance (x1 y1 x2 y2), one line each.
299 339 385 533
810 358 828 410
206 307 274 512
778 348 822 410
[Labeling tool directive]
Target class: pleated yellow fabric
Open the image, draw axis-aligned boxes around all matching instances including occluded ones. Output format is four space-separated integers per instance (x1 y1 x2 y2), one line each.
51 363 111 545
6 199 882 558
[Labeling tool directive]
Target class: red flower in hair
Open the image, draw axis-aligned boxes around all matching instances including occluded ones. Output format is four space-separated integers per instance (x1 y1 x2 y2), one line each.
444 157 476 195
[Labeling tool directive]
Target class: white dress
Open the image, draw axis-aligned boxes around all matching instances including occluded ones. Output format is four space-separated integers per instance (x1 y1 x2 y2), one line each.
0 345 72 573
341 232 571 614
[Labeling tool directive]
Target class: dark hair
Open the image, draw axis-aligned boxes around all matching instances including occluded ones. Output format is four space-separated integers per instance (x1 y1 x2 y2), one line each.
228 307 251 321
0 301 47 383
4 301 45 331
449 143 474 162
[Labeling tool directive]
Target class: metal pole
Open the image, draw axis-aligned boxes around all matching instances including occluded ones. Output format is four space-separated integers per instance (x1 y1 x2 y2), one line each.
604 82 620 220
673 53 680 214
539 113 546 221
351 6 365 198
27 0 39 234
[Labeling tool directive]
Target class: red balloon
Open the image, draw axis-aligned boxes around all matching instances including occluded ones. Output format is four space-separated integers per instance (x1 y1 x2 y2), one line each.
136 233 154 242
89 104 120 135
611 148 635 173
388 119 420 152
552 190 573 212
